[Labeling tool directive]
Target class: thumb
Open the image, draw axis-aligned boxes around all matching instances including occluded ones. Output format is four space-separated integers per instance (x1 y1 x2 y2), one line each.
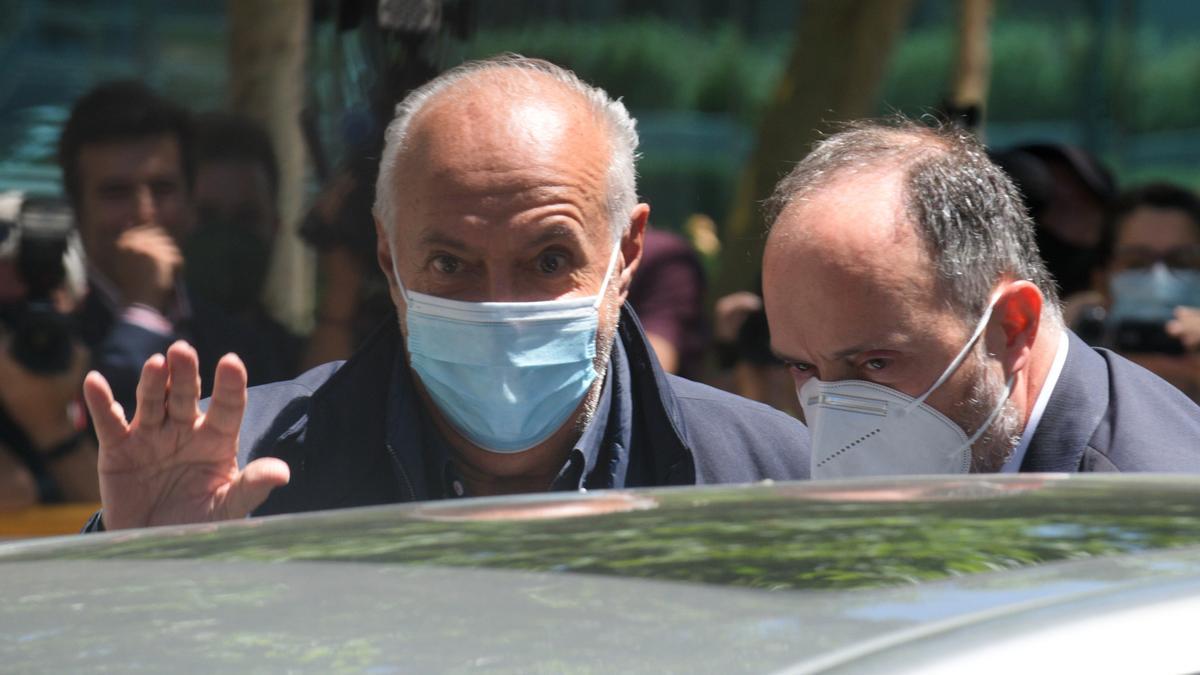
217 457 291 520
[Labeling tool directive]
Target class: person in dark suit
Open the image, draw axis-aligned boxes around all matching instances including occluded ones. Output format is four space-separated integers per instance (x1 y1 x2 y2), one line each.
58 82 290 418
79 56 811 531
762 118 1200 478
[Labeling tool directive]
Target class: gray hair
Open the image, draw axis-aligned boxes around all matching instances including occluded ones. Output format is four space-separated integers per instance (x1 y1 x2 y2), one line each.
766 118 1062 321
373 54 639 242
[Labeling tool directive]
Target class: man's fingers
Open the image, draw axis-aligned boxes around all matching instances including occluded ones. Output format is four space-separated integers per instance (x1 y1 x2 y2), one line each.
132 354 168 428
204 353 249 436
165 341 201 424
220 457 290 520
83 371 129 448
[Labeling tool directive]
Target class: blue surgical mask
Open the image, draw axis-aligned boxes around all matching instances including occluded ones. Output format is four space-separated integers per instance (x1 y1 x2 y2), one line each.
394 243 622 453
1109 263 1200 324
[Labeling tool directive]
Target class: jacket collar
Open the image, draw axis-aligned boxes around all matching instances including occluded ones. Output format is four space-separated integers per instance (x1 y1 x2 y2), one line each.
1021 330 1109 472
613 304 698 484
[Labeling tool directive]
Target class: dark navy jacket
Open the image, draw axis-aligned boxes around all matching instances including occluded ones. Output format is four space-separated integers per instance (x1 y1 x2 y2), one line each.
79 284 294 419
1022 331 1200 472
239 306 811 516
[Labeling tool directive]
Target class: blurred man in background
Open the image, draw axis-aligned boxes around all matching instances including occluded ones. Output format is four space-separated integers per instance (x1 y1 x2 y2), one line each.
1088 183 1200 401
58 81 286 417
190 112 302 377
992 143 1116 303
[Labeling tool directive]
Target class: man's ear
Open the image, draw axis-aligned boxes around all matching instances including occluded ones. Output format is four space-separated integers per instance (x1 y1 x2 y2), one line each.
374 217 404 311
615 203 649 304
989 280 1043 376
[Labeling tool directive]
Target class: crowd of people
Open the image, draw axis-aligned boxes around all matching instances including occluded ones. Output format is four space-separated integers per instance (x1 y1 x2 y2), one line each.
2 55 1200 522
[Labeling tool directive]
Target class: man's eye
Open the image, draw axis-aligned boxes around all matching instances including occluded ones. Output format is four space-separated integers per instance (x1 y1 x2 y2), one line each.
864 358 888 371
98 185 132 200
536 252 567 275
787 362 812 373
431 255 462 274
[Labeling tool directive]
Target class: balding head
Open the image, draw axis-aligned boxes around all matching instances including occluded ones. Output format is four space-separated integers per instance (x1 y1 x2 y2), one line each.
767 119 1059 321
764 119 1068 475
373 55 638 243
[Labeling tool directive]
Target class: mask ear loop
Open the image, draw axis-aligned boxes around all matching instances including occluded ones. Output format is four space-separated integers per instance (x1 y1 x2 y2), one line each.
591 238 625 310
389 242 413 305
903 293 1000 414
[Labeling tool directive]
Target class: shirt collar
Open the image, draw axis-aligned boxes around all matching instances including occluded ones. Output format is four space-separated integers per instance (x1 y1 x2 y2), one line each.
86 262 192 324
1002 329 1070 473
553 336 632 491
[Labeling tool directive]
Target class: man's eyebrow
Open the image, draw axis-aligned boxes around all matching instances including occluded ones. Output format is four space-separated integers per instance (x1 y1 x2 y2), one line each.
417 231 472 251
770 340 897 365
769 348 797 365
525 224 585 249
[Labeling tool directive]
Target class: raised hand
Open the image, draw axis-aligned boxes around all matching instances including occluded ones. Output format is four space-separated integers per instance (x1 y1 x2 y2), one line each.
111 225 184 312
82 341 290 530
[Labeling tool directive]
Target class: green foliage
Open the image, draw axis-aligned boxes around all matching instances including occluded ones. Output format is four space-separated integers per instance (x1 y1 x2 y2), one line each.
456 19 784 124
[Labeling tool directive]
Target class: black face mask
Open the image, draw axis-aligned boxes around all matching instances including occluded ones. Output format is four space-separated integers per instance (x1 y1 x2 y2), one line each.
1036 227 1097 298
182 218 271 315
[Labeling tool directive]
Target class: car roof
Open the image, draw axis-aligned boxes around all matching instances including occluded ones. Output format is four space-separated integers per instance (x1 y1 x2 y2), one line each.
3 474 1200 672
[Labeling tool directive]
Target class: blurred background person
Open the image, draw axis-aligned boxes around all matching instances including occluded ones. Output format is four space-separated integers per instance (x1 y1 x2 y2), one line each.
711 279 801 417
58 81 287 417
991 143 1117 308
1079 182 1200 401
627 225 709 379
189 111 303 377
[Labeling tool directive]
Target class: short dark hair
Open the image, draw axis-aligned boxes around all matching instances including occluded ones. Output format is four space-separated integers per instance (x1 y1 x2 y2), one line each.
1099 182 1200 266
766 117 1060 321
57 80 195 208
193 111 280 201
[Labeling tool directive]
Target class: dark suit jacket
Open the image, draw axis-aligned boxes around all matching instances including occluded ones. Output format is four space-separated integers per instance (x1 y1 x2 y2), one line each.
1022 331 1200 472
79 285 293 419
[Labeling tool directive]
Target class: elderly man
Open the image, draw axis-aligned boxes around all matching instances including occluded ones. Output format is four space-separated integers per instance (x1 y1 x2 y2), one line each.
763 119 1200 477
81 57 809 530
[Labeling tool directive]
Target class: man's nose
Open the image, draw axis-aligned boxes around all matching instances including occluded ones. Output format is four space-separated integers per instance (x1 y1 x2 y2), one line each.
482 269 521 302
134 186 157 225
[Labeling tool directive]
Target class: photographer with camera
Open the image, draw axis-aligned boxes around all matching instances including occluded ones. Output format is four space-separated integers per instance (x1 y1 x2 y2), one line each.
1080 183 1200 402
0 193 98 508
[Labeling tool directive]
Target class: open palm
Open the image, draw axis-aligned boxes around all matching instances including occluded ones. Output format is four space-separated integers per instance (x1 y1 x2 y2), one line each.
82 341 290 530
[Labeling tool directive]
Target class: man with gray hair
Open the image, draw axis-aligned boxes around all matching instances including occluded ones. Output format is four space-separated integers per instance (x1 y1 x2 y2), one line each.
763 118 1200 477
80 56 809 530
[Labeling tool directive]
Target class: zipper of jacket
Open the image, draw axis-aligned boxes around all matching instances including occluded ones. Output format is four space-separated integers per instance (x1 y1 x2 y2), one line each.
385 441 418 502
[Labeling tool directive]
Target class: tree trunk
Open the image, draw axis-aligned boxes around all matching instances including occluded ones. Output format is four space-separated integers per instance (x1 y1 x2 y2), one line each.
715 0 914 298
227 0 313 332
951 0 994 135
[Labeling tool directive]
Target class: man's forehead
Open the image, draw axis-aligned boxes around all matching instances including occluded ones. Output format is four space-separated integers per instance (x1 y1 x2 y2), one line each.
388 72 612 242
771 167 911 250
78 134 184 179
403 72 605 165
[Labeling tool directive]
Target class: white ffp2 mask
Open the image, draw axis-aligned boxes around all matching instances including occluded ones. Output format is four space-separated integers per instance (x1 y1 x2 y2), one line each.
798 296 1014 479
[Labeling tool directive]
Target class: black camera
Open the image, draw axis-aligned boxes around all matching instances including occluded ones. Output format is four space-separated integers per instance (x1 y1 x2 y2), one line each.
1112 319 1185 356
0 192 83 374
